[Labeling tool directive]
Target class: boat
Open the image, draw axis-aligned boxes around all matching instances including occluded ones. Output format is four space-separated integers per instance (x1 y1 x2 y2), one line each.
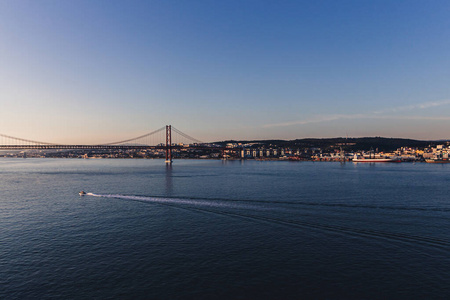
425 158 450 163
352 154 401 163
352 157 401 162
79 191 86 196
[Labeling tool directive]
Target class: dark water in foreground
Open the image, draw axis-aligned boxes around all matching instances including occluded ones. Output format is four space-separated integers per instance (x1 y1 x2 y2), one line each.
1 158 449 299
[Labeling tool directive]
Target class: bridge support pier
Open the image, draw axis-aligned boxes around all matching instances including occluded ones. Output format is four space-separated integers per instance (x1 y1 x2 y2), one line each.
165 125 172 164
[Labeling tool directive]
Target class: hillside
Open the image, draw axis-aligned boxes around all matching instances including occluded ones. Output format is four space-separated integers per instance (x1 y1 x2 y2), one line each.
215 137 445 152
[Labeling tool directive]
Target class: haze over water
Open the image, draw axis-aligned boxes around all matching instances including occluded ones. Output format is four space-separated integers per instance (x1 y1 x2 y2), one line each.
1 158 449 299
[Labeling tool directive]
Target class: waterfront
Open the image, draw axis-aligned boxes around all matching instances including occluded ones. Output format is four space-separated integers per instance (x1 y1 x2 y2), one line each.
1 158 450 299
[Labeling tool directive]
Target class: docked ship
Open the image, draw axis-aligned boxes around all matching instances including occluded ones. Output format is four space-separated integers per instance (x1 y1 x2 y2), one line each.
425 158 450 163
425 152 450 163
352 154 401 163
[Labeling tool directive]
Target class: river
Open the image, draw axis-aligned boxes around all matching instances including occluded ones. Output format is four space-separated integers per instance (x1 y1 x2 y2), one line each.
1 158 449 299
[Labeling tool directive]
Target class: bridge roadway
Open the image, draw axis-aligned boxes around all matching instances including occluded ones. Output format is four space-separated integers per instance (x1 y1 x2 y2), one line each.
0 145 241 151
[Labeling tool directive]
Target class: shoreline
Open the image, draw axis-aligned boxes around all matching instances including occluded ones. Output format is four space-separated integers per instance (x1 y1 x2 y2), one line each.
0 156 431 163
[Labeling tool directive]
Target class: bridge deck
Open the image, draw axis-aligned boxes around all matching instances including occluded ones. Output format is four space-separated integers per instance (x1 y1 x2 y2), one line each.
0 145 239 150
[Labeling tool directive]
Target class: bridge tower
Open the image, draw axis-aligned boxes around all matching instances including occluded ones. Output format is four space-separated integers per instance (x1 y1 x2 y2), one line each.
165 125 172 164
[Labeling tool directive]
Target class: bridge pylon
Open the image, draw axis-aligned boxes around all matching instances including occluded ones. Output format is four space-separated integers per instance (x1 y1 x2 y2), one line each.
165 125 172 164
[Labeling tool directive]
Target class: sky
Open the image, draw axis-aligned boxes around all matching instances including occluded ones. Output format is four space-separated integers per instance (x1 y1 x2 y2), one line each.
0 0 449 144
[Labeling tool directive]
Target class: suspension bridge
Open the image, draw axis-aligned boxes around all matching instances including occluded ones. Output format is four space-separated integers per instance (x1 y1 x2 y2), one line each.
0 125 239 163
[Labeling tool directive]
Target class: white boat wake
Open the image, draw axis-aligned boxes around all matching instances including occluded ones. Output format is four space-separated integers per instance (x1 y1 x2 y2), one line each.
84 192 262 211
82 192 450 248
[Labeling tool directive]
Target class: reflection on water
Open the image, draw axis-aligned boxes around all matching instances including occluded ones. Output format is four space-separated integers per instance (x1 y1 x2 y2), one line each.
165 163 173 196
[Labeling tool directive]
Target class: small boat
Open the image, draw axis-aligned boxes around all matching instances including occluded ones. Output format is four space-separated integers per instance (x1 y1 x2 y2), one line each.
79 191 86 196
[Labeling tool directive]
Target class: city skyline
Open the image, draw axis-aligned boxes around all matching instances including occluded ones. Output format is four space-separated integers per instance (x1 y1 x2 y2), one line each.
1 0 449 144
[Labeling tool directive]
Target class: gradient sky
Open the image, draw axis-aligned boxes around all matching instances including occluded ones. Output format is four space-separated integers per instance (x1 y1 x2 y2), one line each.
1 0 449 143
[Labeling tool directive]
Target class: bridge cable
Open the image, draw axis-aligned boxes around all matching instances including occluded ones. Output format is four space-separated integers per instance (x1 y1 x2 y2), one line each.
101 126 166 145
171 127 203 144
0 133 56 145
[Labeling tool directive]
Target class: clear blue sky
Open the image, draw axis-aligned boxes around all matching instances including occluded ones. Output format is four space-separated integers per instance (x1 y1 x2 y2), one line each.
0 0 449 143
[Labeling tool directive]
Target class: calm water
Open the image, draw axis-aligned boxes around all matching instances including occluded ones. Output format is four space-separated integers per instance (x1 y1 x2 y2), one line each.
1 158 450 299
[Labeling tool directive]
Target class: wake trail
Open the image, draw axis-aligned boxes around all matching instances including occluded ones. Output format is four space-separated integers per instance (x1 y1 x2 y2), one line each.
85 193 450 249
86 193 265 211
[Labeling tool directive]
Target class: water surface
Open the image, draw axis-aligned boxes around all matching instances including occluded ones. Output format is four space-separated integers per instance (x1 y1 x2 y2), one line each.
1 158 449 299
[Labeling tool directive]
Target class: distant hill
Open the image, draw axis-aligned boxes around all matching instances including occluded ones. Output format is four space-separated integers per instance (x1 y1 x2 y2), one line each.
214 137 448 152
